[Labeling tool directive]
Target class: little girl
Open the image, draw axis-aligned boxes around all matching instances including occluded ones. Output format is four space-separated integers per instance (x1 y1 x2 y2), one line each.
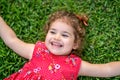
0 10 120 80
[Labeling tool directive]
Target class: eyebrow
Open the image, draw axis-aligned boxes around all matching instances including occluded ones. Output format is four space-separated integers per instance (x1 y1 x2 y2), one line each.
50 28 72 36
49 28 56 31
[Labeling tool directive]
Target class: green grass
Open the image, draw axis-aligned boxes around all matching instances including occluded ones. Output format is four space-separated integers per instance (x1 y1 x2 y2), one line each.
0 0 120 79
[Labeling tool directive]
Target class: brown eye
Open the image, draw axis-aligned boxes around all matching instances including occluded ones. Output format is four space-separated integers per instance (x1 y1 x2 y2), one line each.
62 34 69 37
49 30 56 34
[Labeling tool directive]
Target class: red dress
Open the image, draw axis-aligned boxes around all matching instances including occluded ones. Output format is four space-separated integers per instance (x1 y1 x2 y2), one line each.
4 41 82 80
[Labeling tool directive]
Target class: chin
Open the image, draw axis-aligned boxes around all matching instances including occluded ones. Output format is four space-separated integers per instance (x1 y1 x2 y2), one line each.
50 51 61 55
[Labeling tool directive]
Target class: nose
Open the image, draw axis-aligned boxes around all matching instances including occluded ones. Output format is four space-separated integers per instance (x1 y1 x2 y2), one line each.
54 33 61 40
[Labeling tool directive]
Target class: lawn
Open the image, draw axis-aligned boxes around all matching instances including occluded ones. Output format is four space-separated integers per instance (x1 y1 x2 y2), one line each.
0 0 120 80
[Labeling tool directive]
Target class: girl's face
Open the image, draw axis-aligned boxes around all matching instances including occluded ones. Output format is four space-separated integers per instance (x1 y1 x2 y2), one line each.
45 20 78 55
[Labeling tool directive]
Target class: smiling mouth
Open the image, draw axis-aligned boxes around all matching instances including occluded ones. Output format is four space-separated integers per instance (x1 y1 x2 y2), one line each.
51 42 63 47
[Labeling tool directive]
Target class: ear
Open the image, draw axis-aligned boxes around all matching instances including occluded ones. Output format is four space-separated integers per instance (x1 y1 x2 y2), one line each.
73 43 79 50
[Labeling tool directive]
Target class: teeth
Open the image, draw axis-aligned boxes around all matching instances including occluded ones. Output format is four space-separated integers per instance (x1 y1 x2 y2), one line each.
51 42 62 47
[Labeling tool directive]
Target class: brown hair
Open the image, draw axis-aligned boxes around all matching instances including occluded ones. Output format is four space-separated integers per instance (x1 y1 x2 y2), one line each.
44 10 88 57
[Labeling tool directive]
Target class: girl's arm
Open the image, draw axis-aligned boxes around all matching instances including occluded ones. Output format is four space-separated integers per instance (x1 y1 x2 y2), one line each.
79 60 120 77
0 16 35 60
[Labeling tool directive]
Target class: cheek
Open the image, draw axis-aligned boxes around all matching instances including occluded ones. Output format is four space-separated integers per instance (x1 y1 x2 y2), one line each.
46 33 51 39
64 38 75 46
45 34 50 43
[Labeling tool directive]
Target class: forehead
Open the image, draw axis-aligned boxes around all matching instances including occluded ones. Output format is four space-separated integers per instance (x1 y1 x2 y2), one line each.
50 20 75 33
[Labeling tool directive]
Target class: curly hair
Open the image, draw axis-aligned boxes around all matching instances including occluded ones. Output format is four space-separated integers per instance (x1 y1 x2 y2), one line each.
44 10 88 57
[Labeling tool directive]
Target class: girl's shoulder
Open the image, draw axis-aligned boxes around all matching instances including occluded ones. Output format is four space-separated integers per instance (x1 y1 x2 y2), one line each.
70 53 82 61
35 41 45 46
34 41 46 50
30 41 47 58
